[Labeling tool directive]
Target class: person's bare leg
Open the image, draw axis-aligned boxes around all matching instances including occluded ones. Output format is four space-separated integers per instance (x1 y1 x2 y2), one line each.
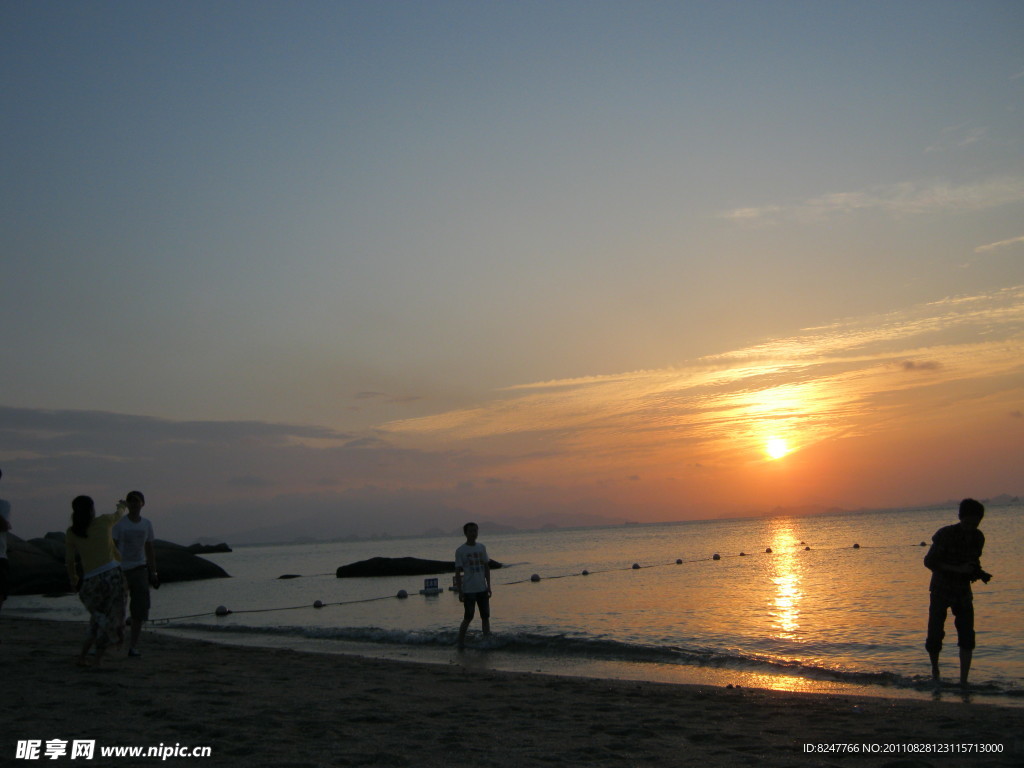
130 617 142 651
959 648 973 686
77 634 96 666
929 650 941 681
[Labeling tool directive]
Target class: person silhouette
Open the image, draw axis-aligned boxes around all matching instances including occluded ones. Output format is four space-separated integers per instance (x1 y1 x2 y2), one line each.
924 498 992 686
113 491 158 657
65 496 127 667
454 522 492 650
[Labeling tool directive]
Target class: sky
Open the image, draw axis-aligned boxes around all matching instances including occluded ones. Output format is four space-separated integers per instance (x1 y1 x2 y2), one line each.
2 1 1022 543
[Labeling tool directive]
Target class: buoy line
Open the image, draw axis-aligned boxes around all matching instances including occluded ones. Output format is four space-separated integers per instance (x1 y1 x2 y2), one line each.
149 542 924 625
504 542 920 584
150 594 398 625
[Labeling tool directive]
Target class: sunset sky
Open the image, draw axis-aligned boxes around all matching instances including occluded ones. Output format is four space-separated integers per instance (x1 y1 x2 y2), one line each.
2 2 1022 542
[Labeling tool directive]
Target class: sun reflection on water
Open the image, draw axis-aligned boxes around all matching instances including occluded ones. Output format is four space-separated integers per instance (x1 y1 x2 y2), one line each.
767 519 804 641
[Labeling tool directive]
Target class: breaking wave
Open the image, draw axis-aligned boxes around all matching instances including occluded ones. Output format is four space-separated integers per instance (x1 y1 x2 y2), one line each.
165 622 1022 699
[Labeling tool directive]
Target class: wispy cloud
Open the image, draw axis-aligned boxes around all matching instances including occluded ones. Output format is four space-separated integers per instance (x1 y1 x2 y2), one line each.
975 234 1024 254
720 177 1024 224
384 287 1024 472
353 391 423 404
1 403 526 541
5 289 1022 538
925 123 990 153
354 391 386 400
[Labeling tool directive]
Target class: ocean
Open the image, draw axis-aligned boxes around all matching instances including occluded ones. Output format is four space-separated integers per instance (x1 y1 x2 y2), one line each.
8 505 1023 705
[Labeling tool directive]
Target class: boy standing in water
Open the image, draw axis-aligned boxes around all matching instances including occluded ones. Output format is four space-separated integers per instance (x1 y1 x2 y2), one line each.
454 522 491 650
924 498 992 686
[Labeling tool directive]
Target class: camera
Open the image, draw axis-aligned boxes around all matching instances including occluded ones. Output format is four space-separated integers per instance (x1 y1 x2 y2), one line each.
971 567 993 584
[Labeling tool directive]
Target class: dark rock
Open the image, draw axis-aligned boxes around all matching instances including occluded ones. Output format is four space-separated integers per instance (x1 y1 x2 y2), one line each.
187 542 232 554
27 536 67 561
7 536 71 595
152 540 230 583
5 533 230 595
336 556 503 578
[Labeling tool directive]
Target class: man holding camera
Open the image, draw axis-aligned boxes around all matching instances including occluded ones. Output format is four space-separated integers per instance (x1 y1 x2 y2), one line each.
924 498 991 687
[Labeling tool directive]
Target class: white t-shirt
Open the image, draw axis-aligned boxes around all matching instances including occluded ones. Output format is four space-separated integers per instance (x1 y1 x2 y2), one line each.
0 498 10 560
112 516 154 569
455 542 489 593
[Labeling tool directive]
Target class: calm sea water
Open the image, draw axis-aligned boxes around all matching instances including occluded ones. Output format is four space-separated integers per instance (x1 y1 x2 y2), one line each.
9 506 1023 704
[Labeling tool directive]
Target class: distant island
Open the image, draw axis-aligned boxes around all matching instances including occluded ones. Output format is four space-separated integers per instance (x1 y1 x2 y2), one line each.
225 494 1020 547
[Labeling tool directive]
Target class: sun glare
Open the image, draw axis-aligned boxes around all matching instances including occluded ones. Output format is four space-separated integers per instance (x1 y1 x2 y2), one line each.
766 438 789 460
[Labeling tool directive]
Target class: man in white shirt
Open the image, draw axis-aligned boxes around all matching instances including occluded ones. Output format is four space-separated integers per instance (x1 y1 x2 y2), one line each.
454 522 492 650
112 490 158 657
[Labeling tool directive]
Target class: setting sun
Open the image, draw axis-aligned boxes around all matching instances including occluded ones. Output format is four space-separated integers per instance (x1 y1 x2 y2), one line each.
766 438 790 460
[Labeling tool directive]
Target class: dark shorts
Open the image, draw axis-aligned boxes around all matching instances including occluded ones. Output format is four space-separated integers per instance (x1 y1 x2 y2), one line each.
462 591 490 622
926 589 975 653
0 558 8 601
124 566 151 621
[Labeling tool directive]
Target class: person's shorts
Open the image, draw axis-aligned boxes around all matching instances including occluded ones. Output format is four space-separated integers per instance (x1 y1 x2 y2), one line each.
462 590 490 622
124 566 151 621
926 589 975 652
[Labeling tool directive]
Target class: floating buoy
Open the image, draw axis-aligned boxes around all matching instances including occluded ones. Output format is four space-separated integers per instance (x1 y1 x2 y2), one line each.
531 574 541 582
853 543 860 549
765 548 772 554
804 546 811 551
919 541 927 547
582 570 589 576
397 590 408 599
215 605 231 616
313 600 324 609
676 559 682 565
632 563 640 570
800 541 806 545
712 553 721 560
739 552 746 557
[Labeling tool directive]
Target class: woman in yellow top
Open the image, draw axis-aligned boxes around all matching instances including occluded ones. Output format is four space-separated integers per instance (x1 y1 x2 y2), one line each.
65 495 126 667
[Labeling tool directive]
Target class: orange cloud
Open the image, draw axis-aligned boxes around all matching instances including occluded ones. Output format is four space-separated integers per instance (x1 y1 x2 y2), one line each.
382 287 1024 507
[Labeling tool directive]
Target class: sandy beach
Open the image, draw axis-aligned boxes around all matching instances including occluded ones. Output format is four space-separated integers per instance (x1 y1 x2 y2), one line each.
3 616 1021 767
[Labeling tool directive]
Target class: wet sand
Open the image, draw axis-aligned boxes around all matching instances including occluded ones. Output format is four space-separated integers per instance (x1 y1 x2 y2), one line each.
3 616 1021 766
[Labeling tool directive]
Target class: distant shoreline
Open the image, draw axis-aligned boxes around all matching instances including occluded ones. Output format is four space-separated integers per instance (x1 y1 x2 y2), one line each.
217 497 1023 548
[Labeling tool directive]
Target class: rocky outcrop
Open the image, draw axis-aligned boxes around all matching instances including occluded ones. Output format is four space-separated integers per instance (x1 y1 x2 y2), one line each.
5 533 230 595
186 542 232 555
335 556 503 578
6 536 69 595
151 540 230 583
